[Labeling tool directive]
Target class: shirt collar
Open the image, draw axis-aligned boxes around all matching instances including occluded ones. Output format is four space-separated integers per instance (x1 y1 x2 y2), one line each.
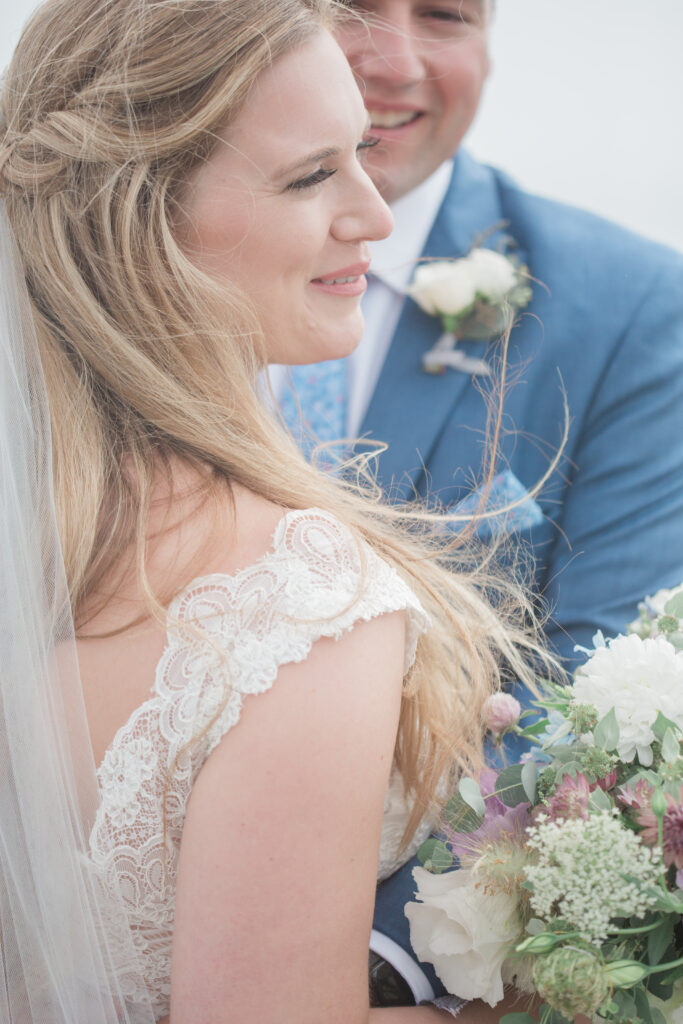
368 160 453 293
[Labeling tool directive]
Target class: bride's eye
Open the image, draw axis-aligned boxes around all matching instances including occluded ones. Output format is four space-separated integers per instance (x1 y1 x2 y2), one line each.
286 167 337 191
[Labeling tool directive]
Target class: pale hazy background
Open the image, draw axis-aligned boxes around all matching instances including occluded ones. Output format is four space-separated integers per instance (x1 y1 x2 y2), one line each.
1 0 681 251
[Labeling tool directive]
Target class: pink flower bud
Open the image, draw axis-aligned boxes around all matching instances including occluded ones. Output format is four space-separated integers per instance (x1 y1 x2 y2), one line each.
482 693 521 735
594 770 618 791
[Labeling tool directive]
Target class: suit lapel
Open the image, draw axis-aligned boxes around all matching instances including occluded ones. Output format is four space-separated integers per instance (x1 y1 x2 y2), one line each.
360 152 522 498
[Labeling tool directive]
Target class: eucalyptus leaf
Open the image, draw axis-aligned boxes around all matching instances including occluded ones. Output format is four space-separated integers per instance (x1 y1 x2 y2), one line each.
661 728 680 763
417 837 454 874
442 791 484 833
521 760 538 803
499 1014 537 1024
495 764 529 807
663 592 683 618
458 776 486 818
650 1009 668 1024
652 712 681 742
593 707 620 751
589 786 612 812
526 918 546 935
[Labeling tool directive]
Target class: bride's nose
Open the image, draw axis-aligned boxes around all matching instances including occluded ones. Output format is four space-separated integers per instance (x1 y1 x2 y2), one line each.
331 170 393 244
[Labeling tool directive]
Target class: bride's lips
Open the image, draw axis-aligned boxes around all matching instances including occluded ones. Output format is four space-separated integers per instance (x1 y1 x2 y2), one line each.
310 261 371 297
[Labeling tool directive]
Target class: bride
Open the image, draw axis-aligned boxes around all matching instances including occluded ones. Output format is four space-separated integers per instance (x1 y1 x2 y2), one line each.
0 0 548 1020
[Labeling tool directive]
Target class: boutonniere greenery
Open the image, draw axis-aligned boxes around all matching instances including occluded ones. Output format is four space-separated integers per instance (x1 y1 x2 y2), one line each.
407 244 533 375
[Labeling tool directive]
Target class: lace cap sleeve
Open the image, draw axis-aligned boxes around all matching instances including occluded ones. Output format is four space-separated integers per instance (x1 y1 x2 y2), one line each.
162 508 429 769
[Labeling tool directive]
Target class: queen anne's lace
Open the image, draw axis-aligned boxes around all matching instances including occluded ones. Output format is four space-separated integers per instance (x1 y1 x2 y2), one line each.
88 508 431 1017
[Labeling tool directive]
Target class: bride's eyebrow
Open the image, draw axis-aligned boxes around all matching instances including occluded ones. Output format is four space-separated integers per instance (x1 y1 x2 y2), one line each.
274 147 339 179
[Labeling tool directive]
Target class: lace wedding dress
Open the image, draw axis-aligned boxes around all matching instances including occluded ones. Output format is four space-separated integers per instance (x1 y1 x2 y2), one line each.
88 508 432 1018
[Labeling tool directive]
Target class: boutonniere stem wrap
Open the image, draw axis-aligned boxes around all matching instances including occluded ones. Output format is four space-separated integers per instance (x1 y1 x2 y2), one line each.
408 248 533 375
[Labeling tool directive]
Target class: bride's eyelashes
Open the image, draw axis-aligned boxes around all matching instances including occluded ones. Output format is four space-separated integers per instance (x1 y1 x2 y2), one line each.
286 167 337 191
286 137 381 192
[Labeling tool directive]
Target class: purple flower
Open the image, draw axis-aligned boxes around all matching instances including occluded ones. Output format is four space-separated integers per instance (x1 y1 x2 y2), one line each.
446 768 531 860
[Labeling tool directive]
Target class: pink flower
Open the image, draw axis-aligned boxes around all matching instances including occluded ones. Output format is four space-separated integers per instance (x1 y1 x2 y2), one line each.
540 773 591 823
634 784 683 870
482 693 521 736
618 779 655 810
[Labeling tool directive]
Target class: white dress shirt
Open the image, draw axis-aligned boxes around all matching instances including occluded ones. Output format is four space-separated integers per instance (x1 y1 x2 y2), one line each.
269 160 453 435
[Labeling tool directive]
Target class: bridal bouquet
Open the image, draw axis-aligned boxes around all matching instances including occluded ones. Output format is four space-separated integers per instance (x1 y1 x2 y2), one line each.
407 585 683 1024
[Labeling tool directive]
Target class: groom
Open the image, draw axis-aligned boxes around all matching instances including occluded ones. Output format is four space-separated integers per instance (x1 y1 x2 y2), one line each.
292 0 683 1004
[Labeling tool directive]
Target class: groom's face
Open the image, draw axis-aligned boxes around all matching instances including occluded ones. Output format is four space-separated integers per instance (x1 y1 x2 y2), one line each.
338 0 491 203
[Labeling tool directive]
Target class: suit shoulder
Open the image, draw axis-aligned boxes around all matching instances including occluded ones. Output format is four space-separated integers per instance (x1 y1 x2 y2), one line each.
485 163 683 285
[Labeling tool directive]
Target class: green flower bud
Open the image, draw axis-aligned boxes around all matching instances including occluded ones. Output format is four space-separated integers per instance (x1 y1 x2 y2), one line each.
515 932 562 955
651 788 668 818
569 701 599 734
533 948 609 1018
657 615 680 636
603 959 650 989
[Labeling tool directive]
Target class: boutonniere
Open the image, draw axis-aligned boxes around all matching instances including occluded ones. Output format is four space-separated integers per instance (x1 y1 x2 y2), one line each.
407 245 533 375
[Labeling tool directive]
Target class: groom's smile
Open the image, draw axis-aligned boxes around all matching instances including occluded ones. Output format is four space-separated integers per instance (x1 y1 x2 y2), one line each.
338 0 491 204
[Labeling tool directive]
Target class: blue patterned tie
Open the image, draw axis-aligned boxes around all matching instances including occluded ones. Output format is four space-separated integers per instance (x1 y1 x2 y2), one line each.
279 358 348 461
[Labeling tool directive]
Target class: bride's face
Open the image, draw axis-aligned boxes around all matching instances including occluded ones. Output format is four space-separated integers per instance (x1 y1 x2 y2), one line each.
179 30 393 365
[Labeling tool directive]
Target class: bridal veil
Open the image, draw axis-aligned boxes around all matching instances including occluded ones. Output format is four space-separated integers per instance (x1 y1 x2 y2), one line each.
0 202 154 1022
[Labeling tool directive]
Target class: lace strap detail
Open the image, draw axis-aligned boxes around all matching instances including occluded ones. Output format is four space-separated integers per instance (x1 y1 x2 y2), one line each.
160 508 429 771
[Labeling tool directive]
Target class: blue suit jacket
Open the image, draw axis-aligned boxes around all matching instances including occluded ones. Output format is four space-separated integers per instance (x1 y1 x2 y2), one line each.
363 151 683 664
370 152 683 996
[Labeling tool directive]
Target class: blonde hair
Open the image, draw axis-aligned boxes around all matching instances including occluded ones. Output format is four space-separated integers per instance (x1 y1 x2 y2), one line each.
0 0 555 840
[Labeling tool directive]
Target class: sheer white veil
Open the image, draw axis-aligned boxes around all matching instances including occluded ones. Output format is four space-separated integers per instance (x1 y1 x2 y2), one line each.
0 202 155 1023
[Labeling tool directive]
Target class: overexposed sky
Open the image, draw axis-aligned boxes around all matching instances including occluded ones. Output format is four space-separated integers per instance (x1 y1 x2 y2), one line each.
2 0 682 252
468 0 683 251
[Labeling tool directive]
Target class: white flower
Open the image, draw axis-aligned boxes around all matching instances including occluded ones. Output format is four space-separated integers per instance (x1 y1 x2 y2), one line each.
525 811 661 943
466 249 518 302
405 865 523 1005
407 260 477 317
572 633 683 765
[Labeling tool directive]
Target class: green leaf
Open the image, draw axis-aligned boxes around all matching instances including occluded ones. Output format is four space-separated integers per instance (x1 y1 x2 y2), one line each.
612 989 637 1018
442 791 484 833
458 776 486 818
499 1014 537 1024
526 917 546 935
647 916 674 966
521 760 538 803
650 1009 667 1024
519 720 552 738
663 592 683 618
593 707 620 751
589 786 612 812
652 712 681 742
555 760 583 782
417 837 454 874
495 764 529 807
634 985 654 1024
661 727 680 763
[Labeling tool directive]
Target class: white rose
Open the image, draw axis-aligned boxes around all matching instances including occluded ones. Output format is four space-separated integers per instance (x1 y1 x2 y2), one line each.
405 866 523 1006
466 249 518 302
407 261 477 317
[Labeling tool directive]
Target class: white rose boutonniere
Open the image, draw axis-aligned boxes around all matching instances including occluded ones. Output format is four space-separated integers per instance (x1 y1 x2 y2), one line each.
405 864 524 1006
407 243 532 375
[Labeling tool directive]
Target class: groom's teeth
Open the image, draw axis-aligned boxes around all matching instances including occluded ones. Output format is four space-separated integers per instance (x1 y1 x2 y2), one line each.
320 275 358 284
368 110 419 128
